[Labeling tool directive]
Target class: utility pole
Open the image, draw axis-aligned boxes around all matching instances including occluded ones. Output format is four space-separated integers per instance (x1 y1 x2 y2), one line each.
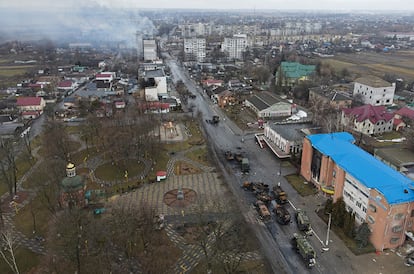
323 213 332 251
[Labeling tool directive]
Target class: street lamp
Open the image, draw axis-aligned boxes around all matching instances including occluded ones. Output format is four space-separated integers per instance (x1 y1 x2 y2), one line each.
277 162 281 176
323 213 332 251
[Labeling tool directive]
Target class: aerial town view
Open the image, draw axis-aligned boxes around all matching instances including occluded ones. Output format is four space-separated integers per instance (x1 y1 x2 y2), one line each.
1 0 414 273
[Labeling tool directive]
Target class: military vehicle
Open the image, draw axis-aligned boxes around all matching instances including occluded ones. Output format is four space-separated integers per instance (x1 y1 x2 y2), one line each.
295 209 312 235
234 152 244 162
255 200 271 222
206 115 220 125
273 204 291 225
291 233 316 268
241 158 250 173
272 185 288 204
224 150 234 161
256 192 272 204
242 181 269 193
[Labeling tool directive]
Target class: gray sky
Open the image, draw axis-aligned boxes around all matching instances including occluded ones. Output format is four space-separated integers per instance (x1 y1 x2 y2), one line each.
1 0 414 11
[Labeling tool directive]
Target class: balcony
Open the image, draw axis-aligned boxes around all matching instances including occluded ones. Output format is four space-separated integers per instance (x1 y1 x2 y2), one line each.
321 185 335 195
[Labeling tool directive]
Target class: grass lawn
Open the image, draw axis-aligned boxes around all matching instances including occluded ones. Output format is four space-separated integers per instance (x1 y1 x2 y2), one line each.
318 212 376 255
94 159 146 181
285 174 318 196
70 146 100 166
0 66 33 77
185 146 211 166
0 248 41 274
192 259 269 274
14 194 52 237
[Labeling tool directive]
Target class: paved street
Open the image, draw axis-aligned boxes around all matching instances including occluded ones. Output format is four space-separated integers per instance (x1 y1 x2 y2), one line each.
164 52 411 274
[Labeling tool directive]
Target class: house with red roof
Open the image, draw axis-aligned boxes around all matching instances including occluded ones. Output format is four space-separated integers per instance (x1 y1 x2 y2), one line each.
393 107 414 131
95 72 115 83
341 104 394 135
16 97 46 119
139 102 170 114
57 80 77 91
201 79 224 87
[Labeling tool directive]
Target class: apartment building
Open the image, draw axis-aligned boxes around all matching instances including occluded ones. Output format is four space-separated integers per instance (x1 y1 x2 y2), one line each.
353 76 395 106
143 39 158 61
184 38 206 62
300 132 414 251
221 34 248 60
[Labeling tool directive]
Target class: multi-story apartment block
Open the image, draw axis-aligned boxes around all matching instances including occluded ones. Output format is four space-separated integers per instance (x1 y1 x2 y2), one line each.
143 39 157 61
184 38 206 62
353 76 395 106
221 34 248 60
300 132 414 251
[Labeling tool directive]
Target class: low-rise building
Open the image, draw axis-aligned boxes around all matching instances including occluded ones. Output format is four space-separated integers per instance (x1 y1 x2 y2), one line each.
300 132 414 251
245 92 291 118
144 69 168 99
341 104 393 135
216 90 236 108
16 97 46 117
275 62 316 87
374 147 414 179
393 107 414 131
353 76 395 106
309 86 353 109
263 123 314 158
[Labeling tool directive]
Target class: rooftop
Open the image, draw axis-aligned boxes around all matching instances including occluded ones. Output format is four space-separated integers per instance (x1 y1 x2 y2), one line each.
145 69 165 79
269 123 313 141
395 107 414 120
307 132 414 205
16 97 42 106
354 75 392 88
342 104 394 124
280 62 315 79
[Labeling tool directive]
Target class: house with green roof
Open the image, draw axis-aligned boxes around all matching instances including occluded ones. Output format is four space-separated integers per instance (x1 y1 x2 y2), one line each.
276 62 316 87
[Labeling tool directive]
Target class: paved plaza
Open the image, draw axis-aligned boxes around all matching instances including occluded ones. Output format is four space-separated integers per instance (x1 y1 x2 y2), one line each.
114 172 230 217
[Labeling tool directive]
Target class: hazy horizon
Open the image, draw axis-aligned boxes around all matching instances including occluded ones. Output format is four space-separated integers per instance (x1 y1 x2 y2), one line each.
1 0 414 12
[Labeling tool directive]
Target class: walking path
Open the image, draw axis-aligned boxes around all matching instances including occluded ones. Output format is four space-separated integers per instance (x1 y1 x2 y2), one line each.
1 132 264 273
0 146 46 254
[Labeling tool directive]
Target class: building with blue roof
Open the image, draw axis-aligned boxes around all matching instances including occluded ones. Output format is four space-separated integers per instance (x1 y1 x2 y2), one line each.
300 132 414 251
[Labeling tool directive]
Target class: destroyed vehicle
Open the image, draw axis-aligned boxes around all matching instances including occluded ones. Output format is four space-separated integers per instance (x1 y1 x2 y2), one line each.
272 185 288 204
274 204 291 225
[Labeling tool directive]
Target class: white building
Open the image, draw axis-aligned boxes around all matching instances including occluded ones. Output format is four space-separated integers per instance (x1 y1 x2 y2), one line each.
143 39 157 61
342 174 370 224
222 34 248 60
184 38 206 62
341 104 394 135
353 76 395 106
144 69 168 99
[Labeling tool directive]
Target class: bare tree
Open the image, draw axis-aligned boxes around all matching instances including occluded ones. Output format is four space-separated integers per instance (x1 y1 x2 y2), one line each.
42 121 72 162
308 97 341 133
0 230 20 274
192 197 247 273
0 138 18 199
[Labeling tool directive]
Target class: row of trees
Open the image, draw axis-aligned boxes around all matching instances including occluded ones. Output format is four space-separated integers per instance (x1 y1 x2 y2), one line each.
325 198 371 248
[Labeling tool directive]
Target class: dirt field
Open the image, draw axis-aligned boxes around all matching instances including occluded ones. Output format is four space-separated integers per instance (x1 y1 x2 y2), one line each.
324 50 414 81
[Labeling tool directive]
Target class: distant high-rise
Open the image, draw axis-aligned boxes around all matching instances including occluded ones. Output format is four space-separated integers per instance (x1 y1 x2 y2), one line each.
184 38 206 63
136 32 143 59
143 39 157 61
222 34 248 60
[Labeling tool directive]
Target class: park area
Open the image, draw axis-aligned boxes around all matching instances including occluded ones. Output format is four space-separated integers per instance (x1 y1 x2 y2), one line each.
0 113 268 273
